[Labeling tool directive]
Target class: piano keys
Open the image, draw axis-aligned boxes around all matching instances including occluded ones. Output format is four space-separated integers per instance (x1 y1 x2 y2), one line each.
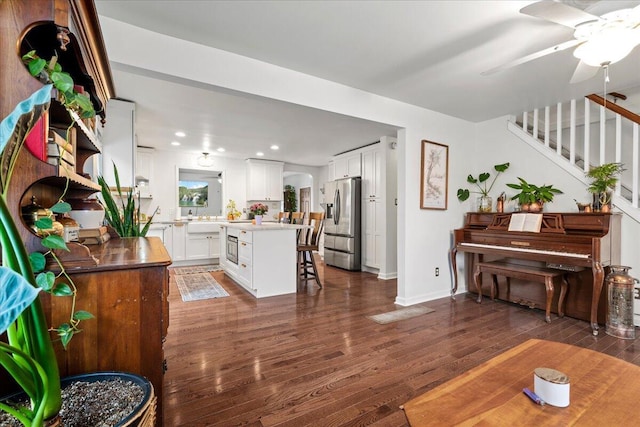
450 212 621 335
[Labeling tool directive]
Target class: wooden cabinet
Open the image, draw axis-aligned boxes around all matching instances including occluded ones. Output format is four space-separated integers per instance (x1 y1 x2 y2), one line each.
246 159 284 200
43 238 171 426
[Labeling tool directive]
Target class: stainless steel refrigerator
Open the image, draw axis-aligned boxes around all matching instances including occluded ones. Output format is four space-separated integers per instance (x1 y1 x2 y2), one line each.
323 177 361 270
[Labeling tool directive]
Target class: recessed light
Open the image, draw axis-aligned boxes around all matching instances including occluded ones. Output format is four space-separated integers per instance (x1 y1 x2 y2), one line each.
171 141 181 146
175 131 186 137
217 147 225 152
256 152 264 156
270 145 279 150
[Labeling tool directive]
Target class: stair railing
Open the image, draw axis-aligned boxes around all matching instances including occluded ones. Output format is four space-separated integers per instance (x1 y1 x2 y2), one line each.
508 95 640 223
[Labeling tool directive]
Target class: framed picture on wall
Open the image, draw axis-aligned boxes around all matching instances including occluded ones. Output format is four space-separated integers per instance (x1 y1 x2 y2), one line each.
178 180 209 207
420 140 448 210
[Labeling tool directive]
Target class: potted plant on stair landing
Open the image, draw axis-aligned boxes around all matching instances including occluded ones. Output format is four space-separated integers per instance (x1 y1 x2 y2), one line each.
586 162 625 212
457 163 510 212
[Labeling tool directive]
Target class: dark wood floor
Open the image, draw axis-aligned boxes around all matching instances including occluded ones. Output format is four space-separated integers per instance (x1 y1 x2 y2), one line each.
163 258 640 426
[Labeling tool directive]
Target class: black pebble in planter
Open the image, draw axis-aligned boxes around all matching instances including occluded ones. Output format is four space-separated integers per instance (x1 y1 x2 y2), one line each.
2 371 155 427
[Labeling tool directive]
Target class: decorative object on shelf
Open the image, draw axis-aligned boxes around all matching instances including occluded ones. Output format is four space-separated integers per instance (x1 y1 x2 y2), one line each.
586 162 625 212
506 177 563 212
605 265 638 340
496 192 506 213
0 85 94 425
457 162 510 212
97 162 157 237
196 152 214 167
420 140 449 210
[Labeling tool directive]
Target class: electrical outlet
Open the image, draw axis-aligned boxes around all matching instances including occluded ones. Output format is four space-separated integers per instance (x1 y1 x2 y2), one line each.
435 267 440 277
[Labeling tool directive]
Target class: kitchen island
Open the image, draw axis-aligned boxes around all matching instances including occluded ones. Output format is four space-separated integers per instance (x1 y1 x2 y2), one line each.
220 223 309 297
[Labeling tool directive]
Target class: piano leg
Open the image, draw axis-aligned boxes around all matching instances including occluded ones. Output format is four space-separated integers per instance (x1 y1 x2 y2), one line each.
450 247 458 299
473 263 483 304
543 277 554 323
591 262 604 336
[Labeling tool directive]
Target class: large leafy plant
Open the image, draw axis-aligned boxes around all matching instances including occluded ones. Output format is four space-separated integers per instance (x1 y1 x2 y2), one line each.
457 162 510 201
507 177 563 205
0 85 93 425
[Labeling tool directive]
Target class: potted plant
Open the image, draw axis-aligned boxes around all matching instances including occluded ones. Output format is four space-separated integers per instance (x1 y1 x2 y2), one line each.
457 162 510 212
97 162 157 237
284 185 297 212
507 177 563 212
586 162 625 212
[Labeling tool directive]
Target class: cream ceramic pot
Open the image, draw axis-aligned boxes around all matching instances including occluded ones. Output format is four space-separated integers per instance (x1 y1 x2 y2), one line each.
67 198 105 229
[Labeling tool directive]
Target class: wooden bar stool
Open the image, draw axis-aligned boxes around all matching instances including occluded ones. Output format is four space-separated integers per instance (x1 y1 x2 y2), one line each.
297 212 324 288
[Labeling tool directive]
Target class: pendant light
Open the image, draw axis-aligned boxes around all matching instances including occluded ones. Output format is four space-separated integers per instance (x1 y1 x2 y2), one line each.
197 152 214 167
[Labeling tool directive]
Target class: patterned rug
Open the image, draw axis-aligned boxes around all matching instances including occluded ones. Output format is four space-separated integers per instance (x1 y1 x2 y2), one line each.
175 273 229 301
367 306 435 324
170 264 222 275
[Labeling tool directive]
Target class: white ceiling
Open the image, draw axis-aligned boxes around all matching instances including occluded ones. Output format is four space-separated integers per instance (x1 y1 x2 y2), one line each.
95 0 640 167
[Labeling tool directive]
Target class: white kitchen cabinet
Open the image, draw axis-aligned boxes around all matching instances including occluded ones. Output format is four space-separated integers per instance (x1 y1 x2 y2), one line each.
331 151 361 179
361 145 382 198
246 159 284 200
221 225 299 298
147 223 173 258
363 197 383 268
135 146 154 198
172 222 186 261
219 225 228 268
101 99 135 187
185 233 219 260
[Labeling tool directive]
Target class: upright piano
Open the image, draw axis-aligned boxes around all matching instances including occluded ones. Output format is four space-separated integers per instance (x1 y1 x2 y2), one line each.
450 212 621 335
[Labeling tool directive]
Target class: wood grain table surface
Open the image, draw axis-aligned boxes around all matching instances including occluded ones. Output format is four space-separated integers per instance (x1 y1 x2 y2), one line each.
402 338 640 426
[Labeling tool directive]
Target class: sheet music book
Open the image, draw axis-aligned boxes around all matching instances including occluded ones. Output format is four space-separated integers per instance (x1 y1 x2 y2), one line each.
508 213 543 233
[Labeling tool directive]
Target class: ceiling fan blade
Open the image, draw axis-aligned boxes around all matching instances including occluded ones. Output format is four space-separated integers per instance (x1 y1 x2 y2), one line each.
520 1 601 28
570 60 600 84
482 39 582 76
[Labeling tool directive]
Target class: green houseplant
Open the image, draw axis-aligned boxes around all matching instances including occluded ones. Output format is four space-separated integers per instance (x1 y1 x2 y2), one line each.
586 162 625 212
0 85 94 426
507 177 563 212
284 185 297 212
457 162 510 212
97 162 156 237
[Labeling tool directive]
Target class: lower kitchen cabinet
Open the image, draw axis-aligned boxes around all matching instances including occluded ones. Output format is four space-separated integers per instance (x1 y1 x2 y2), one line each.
186 232 220 260
172 222 187 261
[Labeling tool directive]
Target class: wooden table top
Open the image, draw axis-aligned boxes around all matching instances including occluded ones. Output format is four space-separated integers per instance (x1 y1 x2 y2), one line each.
402 339 640 426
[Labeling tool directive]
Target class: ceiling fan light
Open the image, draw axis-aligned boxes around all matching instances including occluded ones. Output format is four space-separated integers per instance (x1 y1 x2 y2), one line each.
573 28 639 66
197 152 214 167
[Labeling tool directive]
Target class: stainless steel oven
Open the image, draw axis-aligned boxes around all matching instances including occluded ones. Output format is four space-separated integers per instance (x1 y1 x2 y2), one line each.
227 234 238 264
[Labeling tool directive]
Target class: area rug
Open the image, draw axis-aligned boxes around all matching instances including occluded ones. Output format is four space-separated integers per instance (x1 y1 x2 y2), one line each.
175 273 229 301
367 306 435 324
170 264 222 275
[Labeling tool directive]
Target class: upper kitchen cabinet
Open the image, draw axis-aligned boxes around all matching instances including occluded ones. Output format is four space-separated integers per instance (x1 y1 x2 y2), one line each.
136 146 154 198
246 159 284 201
329 151 361 181
361 144 382 199
101 99 135 187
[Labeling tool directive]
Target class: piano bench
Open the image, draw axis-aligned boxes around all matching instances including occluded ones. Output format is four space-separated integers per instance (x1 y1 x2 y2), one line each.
473 261 569 323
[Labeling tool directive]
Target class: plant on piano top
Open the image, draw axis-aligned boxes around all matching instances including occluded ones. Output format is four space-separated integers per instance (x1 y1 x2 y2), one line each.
586 162 625 211
507 177 563 212
457 163 510 212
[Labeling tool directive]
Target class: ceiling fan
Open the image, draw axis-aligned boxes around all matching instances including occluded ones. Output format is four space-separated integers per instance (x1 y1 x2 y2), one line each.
485 1 640 83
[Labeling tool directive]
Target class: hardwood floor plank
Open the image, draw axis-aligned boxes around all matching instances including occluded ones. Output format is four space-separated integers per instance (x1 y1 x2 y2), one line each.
163 261 640 426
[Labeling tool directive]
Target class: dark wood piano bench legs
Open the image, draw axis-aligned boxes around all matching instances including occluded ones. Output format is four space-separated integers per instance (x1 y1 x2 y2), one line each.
473 261 569 323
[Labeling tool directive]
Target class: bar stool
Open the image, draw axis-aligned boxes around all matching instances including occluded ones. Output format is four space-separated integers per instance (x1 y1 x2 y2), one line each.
278 211 291 223
297 212 324 288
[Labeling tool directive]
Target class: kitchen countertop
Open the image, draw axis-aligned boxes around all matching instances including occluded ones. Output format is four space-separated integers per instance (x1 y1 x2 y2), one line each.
223 223 309 231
